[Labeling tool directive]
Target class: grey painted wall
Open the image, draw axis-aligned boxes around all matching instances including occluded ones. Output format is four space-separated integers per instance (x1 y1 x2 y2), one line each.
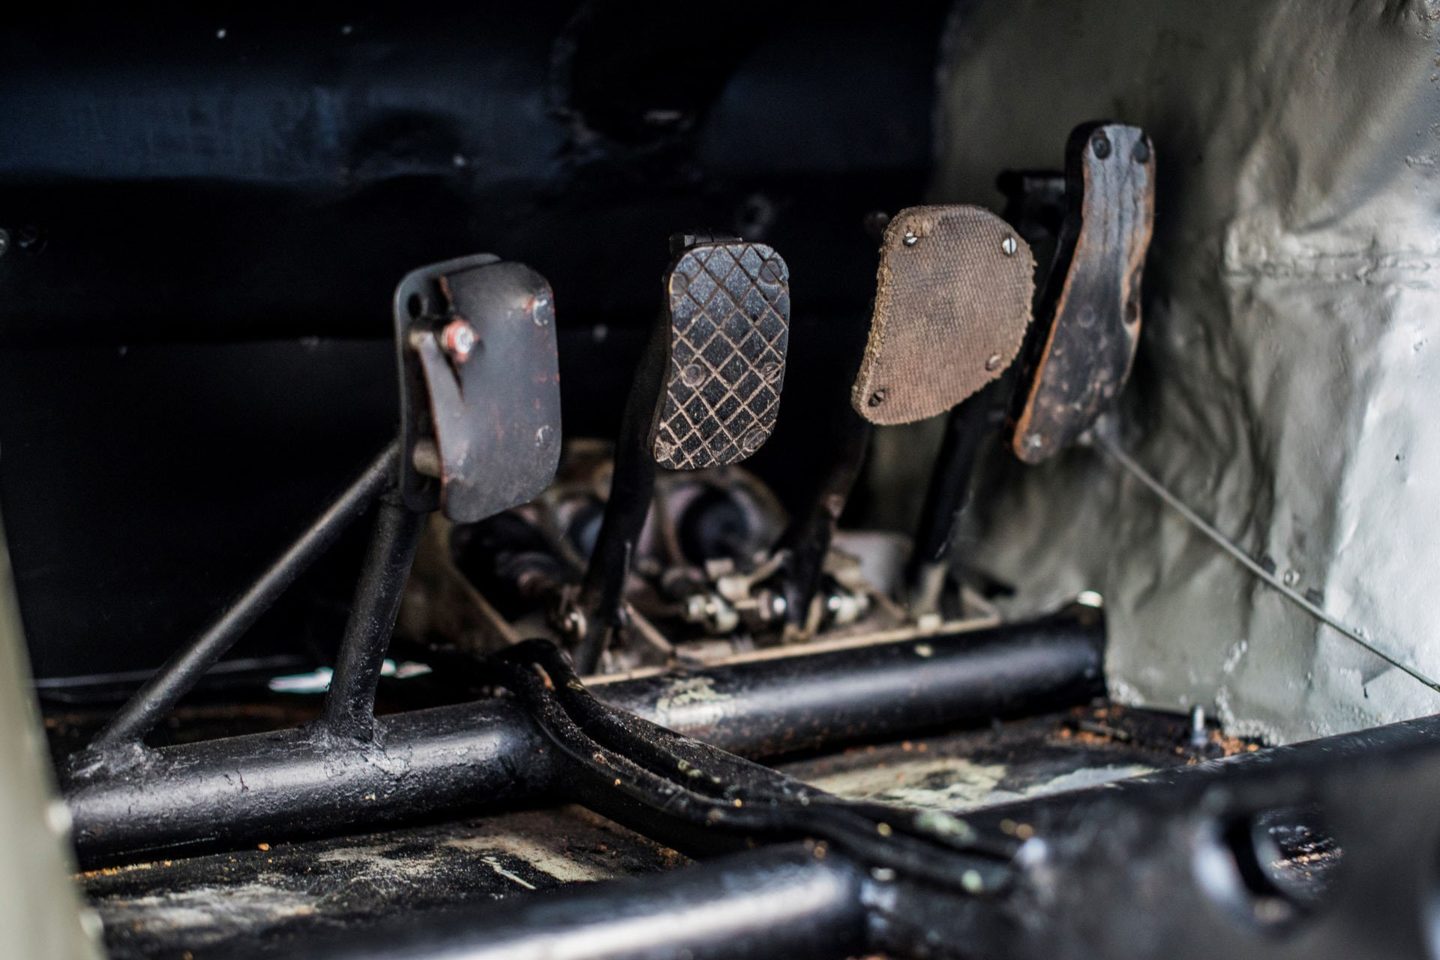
935 0 1440 742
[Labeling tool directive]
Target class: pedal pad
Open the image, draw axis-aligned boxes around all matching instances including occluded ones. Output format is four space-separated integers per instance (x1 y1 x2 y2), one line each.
852 205 1035 426
394 254 562 522
650 241 791 470
1012 122 1154 463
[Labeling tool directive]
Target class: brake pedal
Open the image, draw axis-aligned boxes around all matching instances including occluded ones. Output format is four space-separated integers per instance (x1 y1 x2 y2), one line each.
652 241 791 469
571 236 791 670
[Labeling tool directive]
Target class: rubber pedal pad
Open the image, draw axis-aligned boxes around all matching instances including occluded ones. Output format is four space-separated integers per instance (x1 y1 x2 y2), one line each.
650 241 791 470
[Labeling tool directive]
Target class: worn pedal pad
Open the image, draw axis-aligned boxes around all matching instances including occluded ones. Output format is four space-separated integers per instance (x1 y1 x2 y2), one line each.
394 254 562 522
650 241 790 470
1012 122 1154 463
852 205 1036 426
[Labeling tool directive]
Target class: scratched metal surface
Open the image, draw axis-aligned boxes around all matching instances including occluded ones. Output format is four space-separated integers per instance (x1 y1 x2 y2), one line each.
75 705 1222 959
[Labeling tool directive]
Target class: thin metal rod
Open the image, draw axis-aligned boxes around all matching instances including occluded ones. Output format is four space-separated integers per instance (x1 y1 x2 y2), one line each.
321 496 424 740
88 440 399 751
574 314 667 672
774 410 872 632
907 382 1000 617
1095 430 1440 695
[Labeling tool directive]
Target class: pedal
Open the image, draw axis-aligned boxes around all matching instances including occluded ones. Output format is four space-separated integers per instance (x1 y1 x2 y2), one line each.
393 254 562 522
1012 122 1154 463
852 205 1036 425
570 236 790 670
651 240 791 470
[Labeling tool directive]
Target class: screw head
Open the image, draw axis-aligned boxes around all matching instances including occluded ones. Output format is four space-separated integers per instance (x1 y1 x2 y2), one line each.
654 438 675 461
902 230 919 247
1132 139 1151 164
740 429 766 454
535 424 555 448
760 360 782 383
1001 236 1018 257
985 353 1003 371
440 319 478 364
681 363 706 388
1091 132 1112 159
868 388 887 407
759 259 784 284
531 294 551 326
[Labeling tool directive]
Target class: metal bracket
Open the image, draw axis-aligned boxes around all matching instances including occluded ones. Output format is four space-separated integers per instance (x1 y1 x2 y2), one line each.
394 254 562 522
1012 122 1155 463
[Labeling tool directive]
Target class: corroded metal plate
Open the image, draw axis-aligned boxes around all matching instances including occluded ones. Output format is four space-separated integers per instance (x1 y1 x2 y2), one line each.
650 242 790 470
852 205 1035 426
394 256 562 522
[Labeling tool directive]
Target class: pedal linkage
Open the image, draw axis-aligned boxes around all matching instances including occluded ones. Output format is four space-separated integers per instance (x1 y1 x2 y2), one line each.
481 640 1018 892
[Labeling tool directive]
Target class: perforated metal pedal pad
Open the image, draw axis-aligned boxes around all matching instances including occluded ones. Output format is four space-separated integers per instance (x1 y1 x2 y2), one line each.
394 254 562 523
1012 123 1154 464
852 206 1036 426
650 241 790 470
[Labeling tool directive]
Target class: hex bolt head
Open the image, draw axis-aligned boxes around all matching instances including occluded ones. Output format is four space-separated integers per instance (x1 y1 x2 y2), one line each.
440 319 478 364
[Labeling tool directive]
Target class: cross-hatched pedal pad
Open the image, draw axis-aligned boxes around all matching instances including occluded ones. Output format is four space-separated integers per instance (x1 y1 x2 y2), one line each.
852 205 1035 426
650 241 790 470
1012 122 1154 463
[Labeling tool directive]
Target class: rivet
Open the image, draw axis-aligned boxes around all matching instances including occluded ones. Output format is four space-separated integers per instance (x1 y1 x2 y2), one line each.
1091 132 1112 159
1132 139 1151 164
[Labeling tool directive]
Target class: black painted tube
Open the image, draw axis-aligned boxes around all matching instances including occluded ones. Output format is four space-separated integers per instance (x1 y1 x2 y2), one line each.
290 845 868 960
88 441 398 750
603 605 1106 757
322 496 424 740
66 609 1104 864
906 384 998 617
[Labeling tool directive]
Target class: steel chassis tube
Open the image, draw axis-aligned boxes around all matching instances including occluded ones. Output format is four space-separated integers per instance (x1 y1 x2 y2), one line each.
65 609 1104 865
261 710 1440 960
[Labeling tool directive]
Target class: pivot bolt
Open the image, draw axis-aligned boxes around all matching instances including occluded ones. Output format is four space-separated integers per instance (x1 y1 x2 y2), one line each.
440 319 478 364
